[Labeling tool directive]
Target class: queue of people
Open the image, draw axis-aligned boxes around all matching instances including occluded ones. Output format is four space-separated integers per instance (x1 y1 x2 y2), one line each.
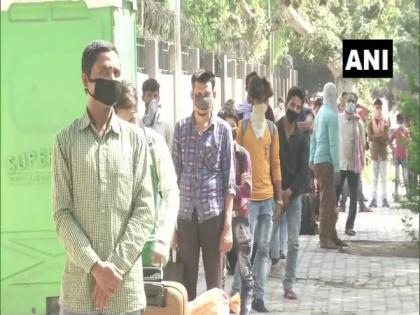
52 40 412 315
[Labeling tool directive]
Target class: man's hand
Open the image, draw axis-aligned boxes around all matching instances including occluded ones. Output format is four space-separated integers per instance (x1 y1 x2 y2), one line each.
240 171 251 186
281 189 292 205
90 261 123 297
92 283 110 311
219 224 233 253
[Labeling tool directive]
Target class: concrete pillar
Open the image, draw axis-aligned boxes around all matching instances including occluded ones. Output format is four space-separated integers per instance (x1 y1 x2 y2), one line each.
294 70 299 86
189 48 200 73
228 59 237 103
238 60 247 101
220 54 228 106
144 38 158 79
202 52 215 73
260 64 267 77
168 44 175 72
246 63 253 76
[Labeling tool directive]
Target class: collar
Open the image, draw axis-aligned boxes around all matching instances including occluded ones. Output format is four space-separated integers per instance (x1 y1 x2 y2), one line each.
190 112 215 131
79 109 121 135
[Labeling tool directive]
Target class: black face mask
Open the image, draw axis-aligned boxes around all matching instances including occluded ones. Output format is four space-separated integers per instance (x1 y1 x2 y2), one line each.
87 78 122 107
286 109 299 123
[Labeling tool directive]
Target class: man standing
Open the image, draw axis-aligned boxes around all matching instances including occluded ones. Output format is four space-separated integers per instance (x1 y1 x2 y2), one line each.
115 80 179 267
335 92 366 236
272 87 309 300
368 98 390 208
237 75 282 313
310 82 345 249
172 69 235 301
139 78 173 148
52 40 154 315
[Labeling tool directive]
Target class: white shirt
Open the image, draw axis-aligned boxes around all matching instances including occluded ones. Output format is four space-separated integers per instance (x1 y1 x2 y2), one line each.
338 113 365 172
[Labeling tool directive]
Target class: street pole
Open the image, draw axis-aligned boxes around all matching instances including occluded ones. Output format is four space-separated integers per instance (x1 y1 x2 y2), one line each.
172 0 181 125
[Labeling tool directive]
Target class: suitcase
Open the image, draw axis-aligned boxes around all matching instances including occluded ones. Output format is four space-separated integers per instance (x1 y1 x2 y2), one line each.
144 280 188 315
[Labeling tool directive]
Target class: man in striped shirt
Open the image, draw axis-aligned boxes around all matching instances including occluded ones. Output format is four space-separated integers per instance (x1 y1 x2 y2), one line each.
52 40 154 315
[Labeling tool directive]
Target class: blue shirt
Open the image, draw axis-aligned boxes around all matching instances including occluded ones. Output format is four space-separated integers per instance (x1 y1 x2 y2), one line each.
309 105 340 172
172 114 236 223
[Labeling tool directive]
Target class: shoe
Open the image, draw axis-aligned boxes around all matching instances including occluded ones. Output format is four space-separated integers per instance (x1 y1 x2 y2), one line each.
345 229 356 236
382 199 390 208
369 199 377 208
269 261 284 279
320 241 340 249
284 288 298 300
334 239 348 246
359 206 373 212
252 298 269 313
279 252 286 260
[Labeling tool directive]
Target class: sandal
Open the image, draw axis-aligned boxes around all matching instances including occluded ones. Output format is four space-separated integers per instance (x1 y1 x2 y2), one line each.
284 289 298 300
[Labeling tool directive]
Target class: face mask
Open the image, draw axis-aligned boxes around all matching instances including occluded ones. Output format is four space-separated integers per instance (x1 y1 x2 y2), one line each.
143 99 160 127
87 78 122 107
194 95 213 111
252 103 268 116
345 102 356 115
286 109 298 123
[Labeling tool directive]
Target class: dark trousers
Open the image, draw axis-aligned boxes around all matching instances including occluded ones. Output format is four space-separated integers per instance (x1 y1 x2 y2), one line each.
314 163 338 244
336 170 360 230
177 210 224 301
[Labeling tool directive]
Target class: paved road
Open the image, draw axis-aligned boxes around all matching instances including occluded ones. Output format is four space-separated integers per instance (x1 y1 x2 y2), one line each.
196 201 419 314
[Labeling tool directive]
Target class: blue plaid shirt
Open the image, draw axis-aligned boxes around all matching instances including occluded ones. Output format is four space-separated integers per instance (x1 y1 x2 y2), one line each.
172 114 236 223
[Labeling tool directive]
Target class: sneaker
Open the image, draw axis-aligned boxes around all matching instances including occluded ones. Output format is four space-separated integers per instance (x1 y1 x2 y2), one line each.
369 199 377 208
252 298 269 313
382 199 390 208
269 261 284 279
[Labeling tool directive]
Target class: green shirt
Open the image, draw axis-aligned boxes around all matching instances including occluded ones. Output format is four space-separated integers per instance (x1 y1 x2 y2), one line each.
52 111 154 314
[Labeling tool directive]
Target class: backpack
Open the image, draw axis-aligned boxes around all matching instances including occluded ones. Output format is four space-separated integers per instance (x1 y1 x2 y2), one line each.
240 118 277 183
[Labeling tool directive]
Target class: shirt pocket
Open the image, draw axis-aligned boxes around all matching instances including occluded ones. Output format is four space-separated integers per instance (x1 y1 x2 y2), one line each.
202 138 219 171
115 171 134 211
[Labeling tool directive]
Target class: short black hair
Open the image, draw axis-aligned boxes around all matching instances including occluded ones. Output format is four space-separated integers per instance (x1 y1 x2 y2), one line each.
341 92 348 97
218 109 239 125
191 69 215 89
396 113 404 123
248 75 273 104
286 87 305 105
115 80 138 111
142 78 160 95
245 71 259 91
374 98 383 106
81 40 118 77
346 92 358 102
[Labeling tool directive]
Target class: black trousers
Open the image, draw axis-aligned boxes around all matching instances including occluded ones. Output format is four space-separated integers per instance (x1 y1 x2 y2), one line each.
336 170 360 230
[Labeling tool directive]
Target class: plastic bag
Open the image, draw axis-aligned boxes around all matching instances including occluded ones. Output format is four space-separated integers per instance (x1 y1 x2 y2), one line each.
188 288 230 315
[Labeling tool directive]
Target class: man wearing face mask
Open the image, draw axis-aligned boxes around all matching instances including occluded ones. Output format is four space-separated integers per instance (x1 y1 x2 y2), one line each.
310 82 344 250
52 40 154 315
335 92 366 237
271 87 309 300
138 78 173 150
367 98 390 208
172 69 236 301
236 75 282 313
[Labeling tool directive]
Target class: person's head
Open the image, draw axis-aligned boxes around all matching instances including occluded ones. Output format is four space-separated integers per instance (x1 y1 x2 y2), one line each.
218 109 239 140
373 98 383 111
344 92 358 115
191 69 216 117
323 82 338 113
285 87 305 123
142 78 160 107
338 92 348 112
81 40 122 107
245 71 259 92
223 99 235 111
313 97 323 115
247 75 273 106
114 80 138 124
396 113 404 125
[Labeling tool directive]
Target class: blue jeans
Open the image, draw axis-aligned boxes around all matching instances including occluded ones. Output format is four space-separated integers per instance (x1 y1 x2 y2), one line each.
60 310 142 315
270 210 288 259
281 195 302 290
248 198 274 300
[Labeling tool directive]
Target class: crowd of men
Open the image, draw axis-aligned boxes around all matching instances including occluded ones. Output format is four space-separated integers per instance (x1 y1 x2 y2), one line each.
52 40 412 315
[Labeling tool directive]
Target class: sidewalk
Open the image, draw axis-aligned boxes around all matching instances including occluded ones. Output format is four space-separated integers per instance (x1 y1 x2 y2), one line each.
197 203 419 314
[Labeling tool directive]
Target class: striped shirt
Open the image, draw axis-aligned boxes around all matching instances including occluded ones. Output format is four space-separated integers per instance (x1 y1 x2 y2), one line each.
172 114 236 223
52 111 154 314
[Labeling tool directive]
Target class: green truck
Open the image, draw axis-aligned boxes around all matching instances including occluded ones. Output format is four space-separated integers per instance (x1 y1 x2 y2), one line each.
1 1 138 314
